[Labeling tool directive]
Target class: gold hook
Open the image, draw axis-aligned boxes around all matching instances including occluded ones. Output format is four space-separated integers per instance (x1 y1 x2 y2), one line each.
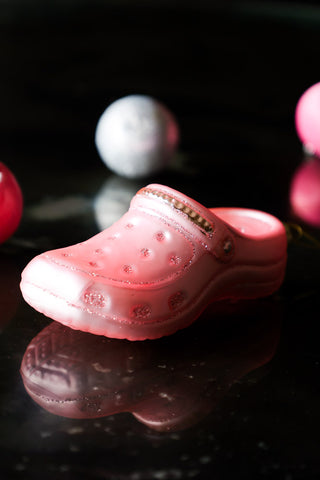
284 222 320 249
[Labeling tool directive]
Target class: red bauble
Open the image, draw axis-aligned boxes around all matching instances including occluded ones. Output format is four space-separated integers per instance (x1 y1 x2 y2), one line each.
0 163 23 244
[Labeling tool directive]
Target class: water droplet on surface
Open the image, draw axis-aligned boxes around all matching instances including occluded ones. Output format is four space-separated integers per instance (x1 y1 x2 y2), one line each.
159 392 174 401
199 456 212 464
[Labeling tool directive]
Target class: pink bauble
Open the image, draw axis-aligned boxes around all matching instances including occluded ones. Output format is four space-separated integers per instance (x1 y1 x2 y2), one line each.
290 157 320 227
295 82 320 156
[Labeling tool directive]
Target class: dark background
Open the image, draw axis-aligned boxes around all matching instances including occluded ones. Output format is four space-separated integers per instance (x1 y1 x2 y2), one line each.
1 1 320 479
3 0 319 213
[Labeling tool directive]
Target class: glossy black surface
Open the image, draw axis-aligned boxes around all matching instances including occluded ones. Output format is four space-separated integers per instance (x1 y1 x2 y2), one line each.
1 2 320 479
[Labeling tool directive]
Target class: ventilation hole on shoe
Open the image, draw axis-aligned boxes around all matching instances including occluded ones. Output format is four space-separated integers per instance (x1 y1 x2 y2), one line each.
107 234 118 241
155 231 166 242
215 236 235 263
95 248 103 255
83 290 106 308
223 238 233 254
140 248 151 258
125 223 134 229
169 254 181 266
89 261 98 268
131 304 151 319
61 252 72 257
168 291 186 311
122 264 134 274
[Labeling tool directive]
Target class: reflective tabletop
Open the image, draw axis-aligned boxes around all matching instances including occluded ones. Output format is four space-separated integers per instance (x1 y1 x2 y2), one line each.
1 2 320 479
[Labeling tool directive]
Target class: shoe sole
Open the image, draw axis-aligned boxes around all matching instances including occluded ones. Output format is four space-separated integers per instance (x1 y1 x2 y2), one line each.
21 255 286 340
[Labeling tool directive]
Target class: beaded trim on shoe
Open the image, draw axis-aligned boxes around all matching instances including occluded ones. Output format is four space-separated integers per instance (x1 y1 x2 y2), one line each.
138 187 214 235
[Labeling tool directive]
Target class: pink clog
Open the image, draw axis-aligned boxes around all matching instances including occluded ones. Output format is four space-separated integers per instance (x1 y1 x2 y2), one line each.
20 184 287 340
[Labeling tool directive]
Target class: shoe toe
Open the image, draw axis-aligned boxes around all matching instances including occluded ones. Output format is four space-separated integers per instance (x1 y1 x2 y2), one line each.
20 252 88 321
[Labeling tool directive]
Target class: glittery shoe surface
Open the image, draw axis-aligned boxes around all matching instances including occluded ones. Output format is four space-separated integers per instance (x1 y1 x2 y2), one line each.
20 184 287 340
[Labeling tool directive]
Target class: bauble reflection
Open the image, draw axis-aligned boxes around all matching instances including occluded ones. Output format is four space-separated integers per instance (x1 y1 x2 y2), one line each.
290 156 320 228
93 176 144 231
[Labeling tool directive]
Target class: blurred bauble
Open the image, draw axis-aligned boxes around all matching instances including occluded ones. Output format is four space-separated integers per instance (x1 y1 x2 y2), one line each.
0 162 23 244
295 82 320 157
95 95 179 178
290 157 320 227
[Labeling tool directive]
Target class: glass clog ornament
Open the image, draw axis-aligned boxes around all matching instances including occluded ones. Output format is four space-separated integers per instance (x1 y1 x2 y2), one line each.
20 302 281 431
0 162 23 244
20 184 287 340
295 82 320 157
95 95 179 178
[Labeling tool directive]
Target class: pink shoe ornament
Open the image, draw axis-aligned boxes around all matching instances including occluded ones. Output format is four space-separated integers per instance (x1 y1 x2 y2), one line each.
295 82 320 157
20 302 281 431
0 162 23 244
20 184 287 340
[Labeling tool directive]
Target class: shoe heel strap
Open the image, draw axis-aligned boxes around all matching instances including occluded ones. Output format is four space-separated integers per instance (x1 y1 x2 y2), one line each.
136 186 214 236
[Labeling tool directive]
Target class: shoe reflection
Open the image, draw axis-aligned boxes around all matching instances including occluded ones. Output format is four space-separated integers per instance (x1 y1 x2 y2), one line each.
20 300 281 432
